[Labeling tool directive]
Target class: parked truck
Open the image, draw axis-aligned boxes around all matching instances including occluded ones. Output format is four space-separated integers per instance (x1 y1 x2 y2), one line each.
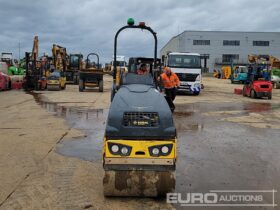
1 53 13 67
162 52 202 95
105 55 127 73
0 62 8 74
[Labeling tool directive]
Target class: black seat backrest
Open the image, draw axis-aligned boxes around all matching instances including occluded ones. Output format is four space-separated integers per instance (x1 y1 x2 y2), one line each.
121 72 154 86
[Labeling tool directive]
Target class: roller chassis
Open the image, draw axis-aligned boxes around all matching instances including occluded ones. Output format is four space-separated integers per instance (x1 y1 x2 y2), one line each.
103 20 176 197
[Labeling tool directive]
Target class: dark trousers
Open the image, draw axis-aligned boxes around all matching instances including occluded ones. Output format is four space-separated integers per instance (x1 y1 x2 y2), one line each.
165 87 177 112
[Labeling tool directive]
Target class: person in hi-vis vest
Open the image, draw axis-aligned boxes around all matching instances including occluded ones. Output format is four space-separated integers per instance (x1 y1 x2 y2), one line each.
159 67 180 112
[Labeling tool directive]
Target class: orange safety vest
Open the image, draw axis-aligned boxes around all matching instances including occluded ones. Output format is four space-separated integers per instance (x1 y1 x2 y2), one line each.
160 72 180 89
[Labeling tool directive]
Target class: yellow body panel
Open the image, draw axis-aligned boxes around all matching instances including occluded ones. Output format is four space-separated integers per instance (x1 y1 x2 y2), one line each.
47 76 66 88
222 66 231 79
47 80 59 85
45 70 50 78
60 76 66 87
213 72 218 78
104 139 176 159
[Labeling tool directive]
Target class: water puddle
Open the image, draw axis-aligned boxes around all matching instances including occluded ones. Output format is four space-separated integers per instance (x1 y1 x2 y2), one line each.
25 91 280 210
26 91 108 161
54 107 108 161
30 90 279 162
177 102 279 114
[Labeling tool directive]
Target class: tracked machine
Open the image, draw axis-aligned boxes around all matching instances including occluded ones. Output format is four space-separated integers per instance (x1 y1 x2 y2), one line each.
103 18 177 197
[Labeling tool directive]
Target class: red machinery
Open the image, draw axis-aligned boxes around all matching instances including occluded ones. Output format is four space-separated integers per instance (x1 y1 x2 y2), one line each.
0 72 11 90
242 55 272 100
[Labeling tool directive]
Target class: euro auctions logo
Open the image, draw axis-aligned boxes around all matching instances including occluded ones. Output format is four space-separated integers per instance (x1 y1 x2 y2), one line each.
167 190 277 207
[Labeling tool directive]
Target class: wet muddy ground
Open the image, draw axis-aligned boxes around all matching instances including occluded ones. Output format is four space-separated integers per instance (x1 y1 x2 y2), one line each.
174 103 280 210
34 93 280 210
1 77 279 210
34 95 107 162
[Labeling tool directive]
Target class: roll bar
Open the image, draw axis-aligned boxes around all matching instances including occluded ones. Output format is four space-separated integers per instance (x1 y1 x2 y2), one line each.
86 53 99 68
113 22 158 79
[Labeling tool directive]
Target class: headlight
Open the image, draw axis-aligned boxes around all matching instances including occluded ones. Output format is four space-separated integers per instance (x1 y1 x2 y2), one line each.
149 144 173 157
152 148 160 155
161 146 169 154
108 142 132 156
194 83 200 88
121 147 129 155
111 145 119 153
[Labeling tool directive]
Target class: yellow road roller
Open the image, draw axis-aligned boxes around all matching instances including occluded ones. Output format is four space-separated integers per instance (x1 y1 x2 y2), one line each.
103 18 177 197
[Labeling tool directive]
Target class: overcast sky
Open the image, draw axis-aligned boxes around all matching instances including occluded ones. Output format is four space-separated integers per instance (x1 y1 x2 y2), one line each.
0 0 279 63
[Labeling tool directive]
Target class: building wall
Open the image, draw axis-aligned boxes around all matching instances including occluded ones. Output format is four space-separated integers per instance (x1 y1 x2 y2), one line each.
160 31 280 72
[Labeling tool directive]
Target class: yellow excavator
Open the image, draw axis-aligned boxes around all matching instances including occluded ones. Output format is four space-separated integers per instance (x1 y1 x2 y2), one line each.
103 18 176 197
47 44 67 90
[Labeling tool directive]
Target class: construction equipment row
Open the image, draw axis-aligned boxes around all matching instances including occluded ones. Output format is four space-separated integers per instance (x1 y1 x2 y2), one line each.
0 36 120 91
214 55 280 90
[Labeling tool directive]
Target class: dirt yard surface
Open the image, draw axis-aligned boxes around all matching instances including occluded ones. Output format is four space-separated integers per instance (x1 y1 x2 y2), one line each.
0 76 279 210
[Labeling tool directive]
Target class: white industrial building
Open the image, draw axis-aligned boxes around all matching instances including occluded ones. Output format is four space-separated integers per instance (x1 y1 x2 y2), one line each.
160 31 280 72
